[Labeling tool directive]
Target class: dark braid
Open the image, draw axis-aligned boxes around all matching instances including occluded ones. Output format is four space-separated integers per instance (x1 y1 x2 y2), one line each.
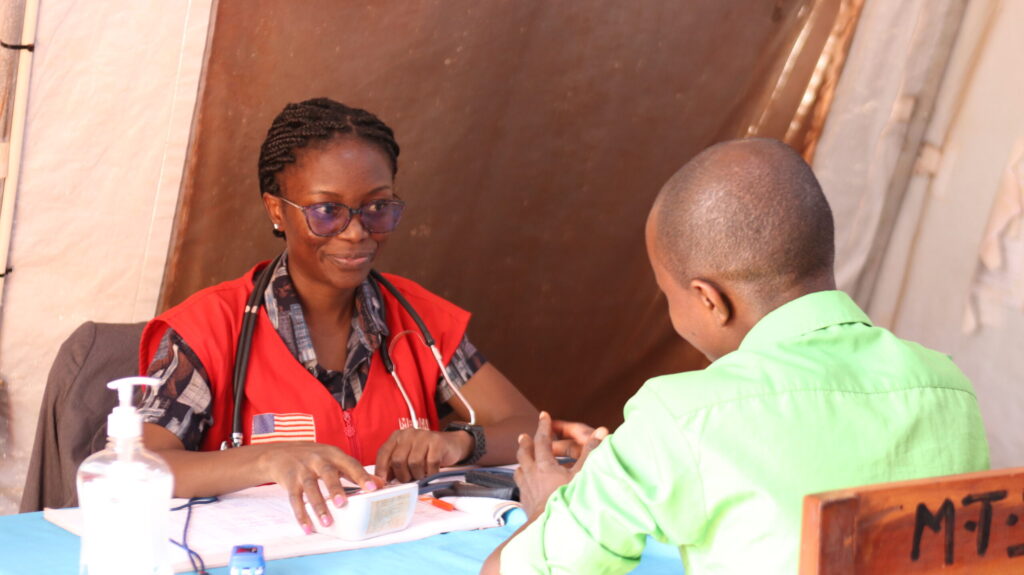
258 98 400 237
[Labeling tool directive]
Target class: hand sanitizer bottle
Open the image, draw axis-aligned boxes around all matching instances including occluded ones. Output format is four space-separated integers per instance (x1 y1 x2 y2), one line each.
76 377 174 575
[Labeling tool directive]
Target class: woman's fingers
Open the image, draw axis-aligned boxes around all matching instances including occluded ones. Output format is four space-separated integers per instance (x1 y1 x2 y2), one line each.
374 433 400 482
287 488 315 535
260 442 380 532
375 429 465 483
334 457 382 493
405 438 430 480
301 474 332 529
425 440 444 478
315 463 349 510
388 438 415 483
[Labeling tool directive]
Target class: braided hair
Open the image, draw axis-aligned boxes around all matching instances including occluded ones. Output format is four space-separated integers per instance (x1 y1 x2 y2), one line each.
258 98 400 237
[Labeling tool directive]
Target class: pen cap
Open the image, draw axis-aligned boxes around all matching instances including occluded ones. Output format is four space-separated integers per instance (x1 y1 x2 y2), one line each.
106 376 159 440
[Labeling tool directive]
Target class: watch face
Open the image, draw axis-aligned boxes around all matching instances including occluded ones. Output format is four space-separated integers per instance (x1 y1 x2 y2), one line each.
445 422 471 431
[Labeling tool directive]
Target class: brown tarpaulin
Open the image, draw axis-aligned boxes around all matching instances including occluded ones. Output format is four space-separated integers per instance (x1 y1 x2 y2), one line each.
161 0 861 427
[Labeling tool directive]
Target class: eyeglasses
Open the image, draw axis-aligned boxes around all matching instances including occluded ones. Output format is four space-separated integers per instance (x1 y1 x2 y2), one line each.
276 196 406 236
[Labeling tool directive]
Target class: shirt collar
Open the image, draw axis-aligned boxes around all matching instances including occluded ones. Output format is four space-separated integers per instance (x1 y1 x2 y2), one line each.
355 273 389 340
738 290 872 351
264 251 388 349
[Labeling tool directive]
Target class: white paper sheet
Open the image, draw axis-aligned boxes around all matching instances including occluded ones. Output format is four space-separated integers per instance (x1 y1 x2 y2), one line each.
44 483 520 573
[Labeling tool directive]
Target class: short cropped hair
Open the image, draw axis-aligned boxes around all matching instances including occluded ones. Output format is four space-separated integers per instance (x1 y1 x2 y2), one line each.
653 138 834 296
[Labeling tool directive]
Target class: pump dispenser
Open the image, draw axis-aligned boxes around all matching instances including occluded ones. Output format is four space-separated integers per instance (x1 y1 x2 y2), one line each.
76 377 174 575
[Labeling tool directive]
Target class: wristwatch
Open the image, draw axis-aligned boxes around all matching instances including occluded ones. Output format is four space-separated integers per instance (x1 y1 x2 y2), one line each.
444 422 486 465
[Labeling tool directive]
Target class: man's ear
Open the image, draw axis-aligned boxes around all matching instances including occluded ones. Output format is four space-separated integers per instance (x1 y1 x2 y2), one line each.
690 279 732 326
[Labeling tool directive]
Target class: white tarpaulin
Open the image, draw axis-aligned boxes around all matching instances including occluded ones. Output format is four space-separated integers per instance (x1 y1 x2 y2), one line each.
0 0 212 514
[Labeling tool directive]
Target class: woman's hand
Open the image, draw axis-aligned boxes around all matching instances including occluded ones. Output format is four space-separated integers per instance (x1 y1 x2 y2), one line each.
515 411 607 519
374 429 473 482
256 442 383 533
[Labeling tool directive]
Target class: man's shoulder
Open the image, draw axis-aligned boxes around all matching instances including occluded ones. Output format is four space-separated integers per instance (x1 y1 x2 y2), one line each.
628 367 763 419
632 329 976 421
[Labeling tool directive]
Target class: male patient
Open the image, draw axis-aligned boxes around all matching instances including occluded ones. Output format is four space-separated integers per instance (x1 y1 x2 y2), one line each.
483 138 989 574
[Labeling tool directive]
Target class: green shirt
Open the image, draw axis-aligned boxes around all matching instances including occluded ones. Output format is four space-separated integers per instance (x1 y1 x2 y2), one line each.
501 291 989 574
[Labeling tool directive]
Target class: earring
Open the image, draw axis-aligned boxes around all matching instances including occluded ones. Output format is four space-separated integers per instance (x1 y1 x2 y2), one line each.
273 224 280 230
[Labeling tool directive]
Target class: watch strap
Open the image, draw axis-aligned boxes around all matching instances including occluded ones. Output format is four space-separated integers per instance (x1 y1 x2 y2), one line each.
444 422 486 465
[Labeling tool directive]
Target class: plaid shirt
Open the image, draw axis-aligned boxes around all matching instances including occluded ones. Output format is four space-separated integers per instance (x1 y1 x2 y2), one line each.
138 254 485 450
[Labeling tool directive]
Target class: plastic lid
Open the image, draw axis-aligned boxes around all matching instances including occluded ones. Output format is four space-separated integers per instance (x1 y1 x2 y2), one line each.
106 377 160 440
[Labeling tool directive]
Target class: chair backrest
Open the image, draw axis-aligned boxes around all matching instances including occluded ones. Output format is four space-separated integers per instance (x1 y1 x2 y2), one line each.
19 321 147 512
799 467 1024 574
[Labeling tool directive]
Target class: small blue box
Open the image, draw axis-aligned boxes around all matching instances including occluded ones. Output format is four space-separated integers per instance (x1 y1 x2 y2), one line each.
228 544 265 575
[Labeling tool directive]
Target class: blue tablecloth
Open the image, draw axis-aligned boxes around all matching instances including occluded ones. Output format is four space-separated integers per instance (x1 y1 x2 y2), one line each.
0 509 681 574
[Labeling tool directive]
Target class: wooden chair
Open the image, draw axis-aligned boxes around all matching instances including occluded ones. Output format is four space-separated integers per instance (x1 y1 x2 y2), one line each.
800 467 1024 574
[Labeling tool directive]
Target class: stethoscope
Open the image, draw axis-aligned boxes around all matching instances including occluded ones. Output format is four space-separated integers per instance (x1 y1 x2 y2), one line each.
223 254 476 449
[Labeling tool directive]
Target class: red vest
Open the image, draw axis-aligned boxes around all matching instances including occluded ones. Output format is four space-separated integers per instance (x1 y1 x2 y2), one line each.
139 262 471 465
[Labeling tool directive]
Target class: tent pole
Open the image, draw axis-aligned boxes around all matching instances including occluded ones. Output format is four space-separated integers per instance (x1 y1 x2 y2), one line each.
0 0 40 312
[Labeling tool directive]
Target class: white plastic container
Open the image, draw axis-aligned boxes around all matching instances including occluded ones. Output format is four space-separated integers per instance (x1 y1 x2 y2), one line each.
76 377 174 575
305 482 418 540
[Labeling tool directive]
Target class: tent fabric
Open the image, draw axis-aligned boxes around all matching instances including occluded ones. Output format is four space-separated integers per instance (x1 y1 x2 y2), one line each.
0 0 28 139
812 0 968 304
162 0 857 428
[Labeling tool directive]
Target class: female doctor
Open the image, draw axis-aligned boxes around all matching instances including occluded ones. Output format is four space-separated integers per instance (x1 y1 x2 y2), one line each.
138 98 538 533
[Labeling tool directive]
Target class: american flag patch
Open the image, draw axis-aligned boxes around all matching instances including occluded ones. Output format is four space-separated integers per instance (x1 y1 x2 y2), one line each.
251 413 317 444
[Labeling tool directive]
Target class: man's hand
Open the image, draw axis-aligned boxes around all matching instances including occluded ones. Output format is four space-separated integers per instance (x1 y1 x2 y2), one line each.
515 411 607 519
551 419 598 459
374 428 473 483
256 442 383 534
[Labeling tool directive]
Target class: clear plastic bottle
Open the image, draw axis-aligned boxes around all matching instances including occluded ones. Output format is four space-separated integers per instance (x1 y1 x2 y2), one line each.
76 377 174 575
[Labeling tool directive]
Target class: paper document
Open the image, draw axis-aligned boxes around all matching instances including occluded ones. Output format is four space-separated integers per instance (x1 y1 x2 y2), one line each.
44 483 520 573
